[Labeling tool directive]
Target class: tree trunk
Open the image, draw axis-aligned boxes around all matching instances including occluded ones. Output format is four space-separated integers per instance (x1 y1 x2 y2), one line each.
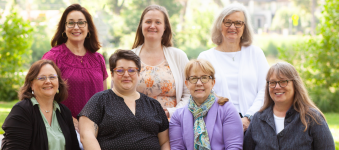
179 0 188 31
311 0 316 35
113 0 125 15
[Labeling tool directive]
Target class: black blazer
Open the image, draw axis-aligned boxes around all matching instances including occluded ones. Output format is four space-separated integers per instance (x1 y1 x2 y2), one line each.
1 98 80 150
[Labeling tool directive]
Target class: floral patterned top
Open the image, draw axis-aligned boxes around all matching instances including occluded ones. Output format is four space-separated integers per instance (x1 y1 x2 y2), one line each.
136 60 177 108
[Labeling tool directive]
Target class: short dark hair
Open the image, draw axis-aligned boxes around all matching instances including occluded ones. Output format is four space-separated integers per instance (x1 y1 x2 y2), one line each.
132 5 173 49
51 4 101 52
18 60 68 103
109 50 141 75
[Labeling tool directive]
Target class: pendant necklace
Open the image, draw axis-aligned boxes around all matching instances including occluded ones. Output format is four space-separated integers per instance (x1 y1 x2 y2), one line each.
76 55 84 63
228 51 239 61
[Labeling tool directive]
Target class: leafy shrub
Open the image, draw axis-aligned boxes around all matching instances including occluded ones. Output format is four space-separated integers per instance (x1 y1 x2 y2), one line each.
278 0 339 112
0 7 34 101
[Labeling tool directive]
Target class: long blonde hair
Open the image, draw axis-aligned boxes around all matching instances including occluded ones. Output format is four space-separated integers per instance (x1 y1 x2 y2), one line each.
260 62 326 131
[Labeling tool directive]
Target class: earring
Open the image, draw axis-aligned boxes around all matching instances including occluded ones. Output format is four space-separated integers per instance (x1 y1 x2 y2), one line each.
62 32 67 38
241 36 243 40
86 32 91 38
32 90 34 95
57 89 59 94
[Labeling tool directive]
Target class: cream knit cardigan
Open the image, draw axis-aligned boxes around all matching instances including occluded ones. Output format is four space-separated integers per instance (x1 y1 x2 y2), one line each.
132 44 190 117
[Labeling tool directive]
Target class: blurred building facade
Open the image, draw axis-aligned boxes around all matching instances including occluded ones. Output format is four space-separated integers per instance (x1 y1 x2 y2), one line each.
230 0 292 34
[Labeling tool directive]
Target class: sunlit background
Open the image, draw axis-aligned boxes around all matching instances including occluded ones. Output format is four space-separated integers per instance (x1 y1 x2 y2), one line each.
0 0 338 148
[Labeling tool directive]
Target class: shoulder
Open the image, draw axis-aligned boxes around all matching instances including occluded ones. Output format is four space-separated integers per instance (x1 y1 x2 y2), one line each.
216 99 238 117
89 52 105 61
307 108 327 124
242 45 265 55
14 99 33 110
42 44 66 60
165 47 188 58
92 89 112 100
197 47 215 59
171 105 186 120
6 99 34 119
140 93 162 106
58 103 72 115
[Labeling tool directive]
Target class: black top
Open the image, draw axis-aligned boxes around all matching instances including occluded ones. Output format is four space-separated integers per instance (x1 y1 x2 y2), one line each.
78 89 169 150
1 99 80 150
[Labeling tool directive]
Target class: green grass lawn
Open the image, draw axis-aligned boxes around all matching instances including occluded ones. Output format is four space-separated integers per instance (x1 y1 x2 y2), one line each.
0 100 338 148
0 100 19 134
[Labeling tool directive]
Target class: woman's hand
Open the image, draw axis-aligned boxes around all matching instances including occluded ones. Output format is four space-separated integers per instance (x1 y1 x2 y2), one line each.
73 117 79 132
164 108 170 118
241 117 250 131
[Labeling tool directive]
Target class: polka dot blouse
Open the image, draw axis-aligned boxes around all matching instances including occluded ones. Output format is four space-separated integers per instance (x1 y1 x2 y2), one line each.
78 89 169 150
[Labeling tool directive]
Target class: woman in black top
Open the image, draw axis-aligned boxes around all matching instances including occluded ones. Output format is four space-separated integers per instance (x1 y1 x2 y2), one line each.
78 50 170 150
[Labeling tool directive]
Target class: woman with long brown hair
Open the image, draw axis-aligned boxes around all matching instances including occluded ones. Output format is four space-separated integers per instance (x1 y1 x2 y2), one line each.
243 62 334 150
131 5 190 118
42 4 108 132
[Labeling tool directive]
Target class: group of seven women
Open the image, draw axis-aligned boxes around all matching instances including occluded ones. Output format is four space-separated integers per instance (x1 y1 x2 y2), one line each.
1 2 335 150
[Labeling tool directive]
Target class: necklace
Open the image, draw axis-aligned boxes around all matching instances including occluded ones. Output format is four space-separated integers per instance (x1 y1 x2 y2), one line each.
76 55 84 63
227 51 239 61
45 110 50 113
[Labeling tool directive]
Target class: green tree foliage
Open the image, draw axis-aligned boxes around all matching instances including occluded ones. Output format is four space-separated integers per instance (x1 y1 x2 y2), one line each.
0 7 34 101
30 14 50 64
278 0 339 112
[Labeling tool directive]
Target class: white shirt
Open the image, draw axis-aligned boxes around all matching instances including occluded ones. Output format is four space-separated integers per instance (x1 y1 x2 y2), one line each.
274 114 285 134
214 50 241 112
198 45 269 116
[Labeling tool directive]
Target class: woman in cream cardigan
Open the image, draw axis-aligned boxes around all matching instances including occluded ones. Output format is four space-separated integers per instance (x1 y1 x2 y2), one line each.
131 4 190 117
198 3 269 131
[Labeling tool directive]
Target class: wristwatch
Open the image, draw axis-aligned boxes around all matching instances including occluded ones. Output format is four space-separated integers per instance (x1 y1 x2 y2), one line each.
244 114 252 121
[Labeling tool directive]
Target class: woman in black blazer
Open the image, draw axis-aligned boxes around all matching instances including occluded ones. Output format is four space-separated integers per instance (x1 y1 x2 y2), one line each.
1 60 80 150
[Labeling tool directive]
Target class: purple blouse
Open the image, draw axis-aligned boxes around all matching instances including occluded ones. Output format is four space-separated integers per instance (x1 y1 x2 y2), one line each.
42 43 108 117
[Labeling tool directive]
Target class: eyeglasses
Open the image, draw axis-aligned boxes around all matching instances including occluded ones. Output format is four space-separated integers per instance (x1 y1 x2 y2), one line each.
267 80 293 88
65 21 87 28
187 75 213 84
35 74 58 82
113 67 139 76
223 19 245 28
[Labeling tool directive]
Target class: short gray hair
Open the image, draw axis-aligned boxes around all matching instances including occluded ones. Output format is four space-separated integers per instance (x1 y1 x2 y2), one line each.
211 3 254 46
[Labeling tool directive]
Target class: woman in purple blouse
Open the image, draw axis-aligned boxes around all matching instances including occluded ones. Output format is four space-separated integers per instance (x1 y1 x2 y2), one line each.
42 4 108 132
169 59 243 150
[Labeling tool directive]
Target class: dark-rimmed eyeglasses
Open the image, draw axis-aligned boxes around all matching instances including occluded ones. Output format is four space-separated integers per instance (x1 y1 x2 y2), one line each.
223 19 245 28
187 75 213 84
113 67 139 76
267 80 293 88
35 74 58 82
65 21 87 28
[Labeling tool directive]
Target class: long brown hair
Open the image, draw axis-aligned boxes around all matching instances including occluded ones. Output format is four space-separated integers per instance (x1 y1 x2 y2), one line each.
132 5 173 49
51 4 100 52
260 62 326 131
18 60 68 103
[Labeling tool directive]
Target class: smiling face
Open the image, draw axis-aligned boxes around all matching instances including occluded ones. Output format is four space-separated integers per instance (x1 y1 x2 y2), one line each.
31 64 59 100
65 10 88 43
268 72 295 106
112 59 140 92
141 10 166 41
185 66 215 105
221 11 245 44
